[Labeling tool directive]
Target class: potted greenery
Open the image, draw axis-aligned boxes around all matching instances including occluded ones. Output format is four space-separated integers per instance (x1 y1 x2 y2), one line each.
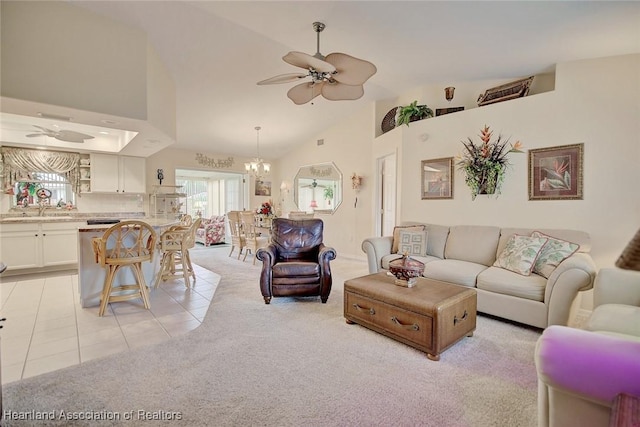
396 101 434 127
457 125 523 200
323 187 334 205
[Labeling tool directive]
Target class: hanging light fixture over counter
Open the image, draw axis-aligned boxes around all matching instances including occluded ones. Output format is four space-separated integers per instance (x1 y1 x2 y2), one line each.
245 126 270 180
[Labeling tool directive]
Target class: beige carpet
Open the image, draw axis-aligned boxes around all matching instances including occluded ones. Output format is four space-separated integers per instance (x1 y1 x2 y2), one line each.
3 246 541 426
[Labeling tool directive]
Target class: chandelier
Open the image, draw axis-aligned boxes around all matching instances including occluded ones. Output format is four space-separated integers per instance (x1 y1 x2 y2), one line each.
244 126 270 180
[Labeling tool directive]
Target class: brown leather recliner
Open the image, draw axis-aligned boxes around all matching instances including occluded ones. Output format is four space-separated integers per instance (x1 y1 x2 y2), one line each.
256 218 337 304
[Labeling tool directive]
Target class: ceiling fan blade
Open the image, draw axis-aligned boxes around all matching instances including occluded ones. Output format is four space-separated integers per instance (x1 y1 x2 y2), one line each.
325 53 377 86
26 133 42 138
55 130 94 143
321 82 364 101
257 73 308 85
287 81 324 105
283 51 336 74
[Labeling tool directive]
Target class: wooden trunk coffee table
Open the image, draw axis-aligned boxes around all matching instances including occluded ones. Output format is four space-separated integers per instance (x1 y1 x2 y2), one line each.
344 272 477 361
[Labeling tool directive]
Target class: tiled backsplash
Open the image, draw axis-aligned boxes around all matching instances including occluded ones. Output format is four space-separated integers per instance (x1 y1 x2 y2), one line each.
1 192 147 217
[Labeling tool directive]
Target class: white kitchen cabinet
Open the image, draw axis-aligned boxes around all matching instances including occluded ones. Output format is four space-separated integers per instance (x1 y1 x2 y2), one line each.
0 222 84 270
0 226 40 269
90 154 146 193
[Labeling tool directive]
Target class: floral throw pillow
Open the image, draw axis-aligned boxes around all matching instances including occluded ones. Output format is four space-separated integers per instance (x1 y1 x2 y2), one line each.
392 225 425 254
493 234 549 276
398 230 428 257
531 231 580 278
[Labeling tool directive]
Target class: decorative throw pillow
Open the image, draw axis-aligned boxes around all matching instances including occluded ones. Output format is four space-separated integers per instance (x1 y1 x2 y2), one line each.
398 230 428 257
493 234 549 276
392 225 425 253
531 231 580 278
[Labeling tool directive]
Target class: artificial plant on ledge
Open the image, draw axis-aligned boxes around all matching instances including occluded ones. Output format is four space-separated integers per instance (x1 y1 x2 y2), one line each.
396 101 434 126
456 125 523 200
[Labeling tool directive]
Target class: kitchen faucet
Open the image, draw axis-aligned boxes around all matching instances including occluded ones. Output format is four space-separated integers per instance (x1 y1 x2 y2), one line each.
38 201 48 217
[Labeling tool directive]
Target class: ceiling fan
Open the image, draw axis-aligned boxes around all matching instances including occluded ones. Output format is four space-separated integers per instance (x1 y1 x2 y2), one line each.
257 21 377 105
26 125 94 143
300 179 327 189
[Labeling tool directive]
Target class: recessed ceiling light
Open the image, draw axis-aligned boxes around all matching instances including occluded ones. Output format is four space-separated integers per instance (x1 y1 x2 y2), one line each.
99 131 109 135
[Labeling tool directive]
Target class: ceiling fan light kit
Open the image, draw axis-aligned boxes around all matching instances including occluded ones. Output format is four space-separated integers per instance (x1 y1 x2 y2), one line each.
258 21 377 105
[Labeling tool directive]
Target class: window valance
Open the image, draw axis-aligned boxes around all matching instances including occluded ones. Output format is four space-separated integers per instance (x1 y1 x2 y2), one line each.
1 147 80 195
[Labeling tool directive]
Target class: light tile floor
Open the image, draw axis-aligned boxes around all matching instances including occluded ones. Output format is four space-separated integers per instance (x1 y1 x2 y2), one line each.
0 246 225 385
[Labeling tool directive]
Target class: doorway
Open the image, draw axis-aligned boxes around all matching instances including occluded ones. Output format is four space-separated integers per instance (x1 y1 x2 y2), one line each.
376 152 397 237
175 169 248 218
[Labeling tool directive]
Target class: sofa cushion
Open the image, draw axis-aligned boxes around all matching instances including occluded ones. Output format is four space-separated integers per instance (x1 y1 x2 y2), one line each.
587 304 640 337
397 230 428 256
424 224 449 259
493 234 548 276
477 266 547 301
531 231 580 278
444 225 501 266
498 228 591 255
423 259 488 288
392 225 425 253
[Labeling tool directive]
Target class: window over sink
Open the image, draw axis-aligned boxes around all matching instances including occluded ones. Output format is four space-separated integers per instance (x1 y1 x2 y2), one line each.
11 172 76 208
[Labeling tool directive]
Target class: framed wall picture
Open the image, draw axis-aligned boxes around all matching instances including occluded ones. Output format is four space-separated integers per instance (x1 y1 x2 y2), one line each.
421 157 454 200
255 180 272 196
528 143 584 200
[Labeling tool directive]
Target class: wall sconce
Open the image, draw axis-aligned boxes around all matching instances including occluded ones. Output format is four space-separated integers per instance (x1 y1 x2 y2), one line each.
351 173 363 191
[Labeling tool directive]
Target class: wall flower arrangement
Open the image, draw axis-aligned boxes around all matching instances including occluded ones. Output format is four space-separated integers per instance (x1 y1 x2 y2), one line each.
457 125 523 200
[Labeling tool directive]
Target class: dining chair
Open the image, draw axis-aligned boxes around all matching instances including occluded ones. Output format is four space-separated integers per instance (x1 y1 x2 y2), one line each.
240 211 269 264
227 211 246 259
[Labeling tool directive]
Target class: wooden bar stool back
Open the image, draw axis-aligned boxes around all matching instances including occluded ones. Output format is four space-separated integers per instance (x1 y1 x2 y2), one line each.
155 217 202 289
92 220 158 317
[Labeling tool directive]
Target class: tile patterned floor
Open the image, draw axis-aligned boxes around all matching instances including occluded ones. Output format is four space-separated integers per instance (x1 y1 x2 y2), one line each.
0 248 222 385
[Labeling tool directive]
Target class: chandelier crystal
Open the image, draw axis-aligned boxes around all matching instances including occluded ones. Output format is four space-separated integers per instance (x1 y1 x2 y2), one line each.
244 126 270 180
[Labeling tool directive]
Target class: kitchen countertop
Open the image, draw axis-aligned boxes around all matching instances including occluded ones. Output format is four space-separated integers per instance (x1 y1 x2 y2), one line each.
78 218 180 231
0 211 148 224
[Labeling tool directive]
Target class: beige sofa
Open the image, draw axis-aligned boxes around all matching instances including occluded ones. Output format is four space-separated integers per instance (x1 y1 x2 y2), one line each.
361 224 597 328
535 268 640 427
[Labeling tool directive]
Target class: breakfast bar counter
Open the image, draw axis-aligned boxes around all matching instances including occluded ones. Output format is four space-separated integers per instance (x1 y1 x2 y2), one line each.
77 218 179 308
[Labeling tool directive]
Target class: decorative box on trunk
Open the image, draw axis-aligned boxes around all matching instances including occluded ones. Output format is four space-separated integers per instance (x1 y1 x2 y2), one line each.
389 255 425 287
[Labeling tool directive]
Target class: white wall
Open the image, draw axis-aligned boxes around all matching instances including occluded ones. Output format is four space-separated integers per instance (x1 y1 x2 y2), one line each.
397 54 639 272
273 106 376 260
1 1 148 119
267 54 639 270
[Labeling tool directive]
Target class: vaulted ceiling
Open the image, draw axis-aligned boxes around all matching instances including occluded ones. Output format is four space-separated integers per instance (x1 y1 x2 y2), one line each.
2 1 639 158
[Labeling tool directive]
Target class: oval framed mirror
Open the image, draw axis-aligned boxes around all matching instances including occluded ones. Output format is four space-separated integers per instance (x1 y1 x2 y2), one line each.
294 162 343 214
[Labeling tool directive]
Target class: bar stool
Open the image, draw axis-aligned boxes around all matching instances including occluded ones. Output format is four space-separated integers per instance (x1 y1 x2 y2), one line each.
155 217 202 289
92 220 158 317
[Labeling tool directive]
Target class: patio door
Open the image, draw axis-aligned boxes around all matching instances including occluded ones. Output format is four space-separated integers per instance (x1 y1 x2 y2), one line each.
175 170 248 240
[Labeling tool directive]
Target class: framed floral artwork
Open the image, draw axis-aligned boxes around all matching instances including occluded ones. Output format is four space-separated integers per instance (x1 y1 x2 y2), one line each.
528 143 583 200
421 157 453 200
